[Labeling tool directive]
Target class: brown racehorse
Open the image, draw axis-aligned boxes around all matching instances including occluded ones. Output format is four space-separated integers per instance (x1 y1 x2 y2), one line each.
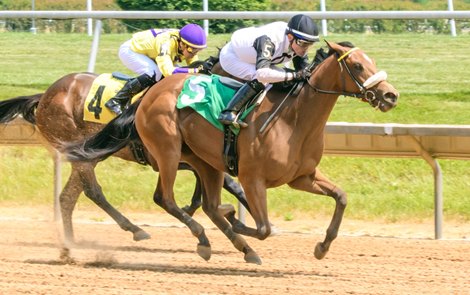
0 73 249 246
63 41 399 264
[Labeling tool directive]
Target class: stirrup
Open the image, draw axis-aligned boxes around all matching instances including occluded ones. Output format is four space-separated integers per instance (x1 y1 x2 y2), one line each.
233 112 248 128
233 119 248 128
218 111 237 125
105 100 123 115
218 112 248 128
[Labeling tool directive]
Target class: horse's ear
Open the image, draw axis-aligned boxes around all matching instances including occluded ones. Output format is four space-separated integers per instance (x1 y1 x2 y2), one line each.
326 41 346 56
325 40 332 49
326 41 341 51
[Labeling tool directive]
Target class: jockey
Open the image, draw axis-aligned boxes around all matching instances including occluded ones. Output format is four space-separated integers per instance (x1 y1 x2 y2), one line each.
218 14 320 128
105 23 207 115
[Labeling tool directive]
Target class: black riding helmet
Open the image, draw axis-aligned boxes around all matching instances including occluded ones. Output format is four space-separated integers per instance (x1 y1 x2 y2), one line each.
286 14 320 43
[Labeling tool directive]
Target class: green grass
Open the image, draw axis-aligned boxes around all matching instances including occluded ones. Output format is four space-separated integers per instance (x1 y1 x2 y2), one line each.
0 32 469 223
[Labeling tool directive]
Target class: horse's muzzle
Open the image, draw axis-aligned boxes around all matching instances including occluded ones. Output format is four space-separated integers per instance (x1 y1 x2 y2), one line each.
379 91 399 112
368 83 399 112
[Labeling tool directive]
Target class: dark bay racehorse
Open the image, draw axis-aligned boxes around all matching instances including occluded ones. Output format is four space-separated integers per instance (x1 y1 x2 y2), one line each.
0 73 248 246
63 41 399 264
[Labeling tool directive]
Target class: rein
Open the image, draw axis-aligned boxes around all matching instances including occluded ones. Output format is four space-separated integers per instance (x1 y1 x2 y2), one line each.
305 47 387 105
258 45 387 133
259 83 299 133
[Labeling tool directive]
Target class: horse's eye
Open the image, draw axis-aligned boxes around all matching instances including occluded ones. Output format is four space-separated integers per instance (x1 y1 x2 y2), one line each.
354 63 363 71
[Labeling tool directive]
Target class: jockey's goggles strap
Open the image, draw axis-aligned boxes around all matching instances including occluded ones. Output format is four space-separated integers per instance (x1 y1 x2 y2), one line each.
337 47 360 62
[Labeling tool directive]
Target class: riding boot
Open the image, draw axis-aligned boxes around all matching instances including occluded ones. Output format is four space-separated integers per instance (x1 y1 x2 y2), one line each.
218 79 265 128
105 73 155 115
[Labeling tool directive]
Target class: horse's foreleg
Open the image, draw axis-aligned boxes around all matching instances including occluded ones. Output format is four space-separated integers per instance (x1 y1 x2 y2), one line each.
288 169 347 260
76 162 151 241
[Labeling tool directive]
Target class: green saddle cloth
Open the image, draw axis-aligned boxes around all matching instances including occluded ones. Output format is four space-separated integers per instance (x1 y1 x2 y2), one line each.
177 74 253 133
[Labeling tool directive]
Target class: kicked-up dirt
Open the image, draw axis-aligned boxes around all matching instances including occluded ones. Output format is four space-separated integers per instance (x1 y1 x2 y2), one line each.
0 206 468 295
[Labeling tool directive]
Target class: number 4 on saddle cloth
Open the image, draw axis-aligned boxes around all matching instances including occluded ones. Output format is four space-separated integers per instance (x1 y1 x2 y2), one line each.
177 74 263 135
84 73 146 123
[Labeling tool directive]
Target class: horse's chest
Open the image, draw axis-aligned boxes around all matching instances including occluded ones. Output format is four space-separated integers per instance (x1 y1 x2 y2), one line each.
259 151 318 184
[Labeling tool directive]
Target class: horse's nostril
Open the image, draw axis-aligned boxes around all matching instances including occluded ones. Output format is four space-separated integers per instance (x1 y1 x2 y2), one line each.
384 92 398 104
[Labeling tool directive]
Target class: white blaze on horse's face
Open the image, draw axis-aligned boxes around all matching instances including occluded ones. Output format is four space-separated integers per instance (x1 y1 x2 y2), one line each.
361 52 373 65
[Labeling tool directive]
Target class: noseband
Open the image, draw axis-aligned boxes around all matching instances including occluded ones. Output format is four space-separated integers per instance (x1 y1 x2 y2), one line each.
306 47 387 106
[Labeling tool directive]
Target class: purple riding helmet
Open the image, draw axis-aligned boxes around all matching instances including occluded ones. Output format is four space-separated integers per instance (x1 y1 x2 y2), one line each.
179 23 207 49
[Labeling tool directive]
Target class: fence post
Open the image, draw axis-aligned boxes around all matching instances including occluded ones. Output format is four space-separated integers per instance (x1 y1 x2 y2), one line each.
408 136 443 239
87 0 93 36
87 19 102 73
30 0 37 34
448 0 457 36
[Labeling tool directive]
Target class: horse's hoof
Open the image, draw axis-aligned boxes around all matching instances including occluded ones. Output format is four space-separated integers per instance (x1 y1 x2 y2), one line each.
59 248 76 264
197 244 211 261
314 242 328 260
244 251 262 265
133 229 151 241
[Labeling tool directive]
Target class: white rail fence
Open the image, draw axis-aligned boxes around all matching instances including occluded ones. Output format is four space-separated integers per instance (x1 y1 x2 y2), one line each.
2 10 470 19
1 120 469 239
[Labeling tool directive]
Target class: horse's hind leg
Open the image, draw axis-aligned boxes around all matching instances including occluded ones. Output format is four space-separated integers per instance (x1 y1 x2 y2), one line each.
58 165 85 263
188 159 261 264
152 169 212 261
179 162 249 217
181 177 202 216
178 163 203 216
222 174 250 213
59 165 85 244
76 161 151 241
288 168 347 260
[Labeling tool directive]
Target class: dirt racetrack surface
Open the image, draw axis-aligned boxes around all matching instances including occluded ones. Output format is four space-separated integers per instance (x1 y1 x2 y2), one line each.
0 206 469 295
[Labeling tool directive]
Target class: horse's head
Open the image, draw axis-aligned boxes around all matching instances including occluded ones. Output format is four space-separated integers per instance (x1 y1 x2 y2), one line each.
310 41 399 112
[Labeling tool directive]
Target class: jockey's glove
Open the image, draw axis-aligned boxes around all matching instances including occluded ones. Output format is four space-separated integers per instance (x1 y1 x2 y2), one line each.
293 68 311 81
197 61 212 74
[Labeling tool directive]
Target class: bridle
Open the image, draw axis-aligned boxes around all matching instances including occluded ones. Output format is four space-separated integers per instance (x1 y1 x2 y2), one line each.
305 47 388 106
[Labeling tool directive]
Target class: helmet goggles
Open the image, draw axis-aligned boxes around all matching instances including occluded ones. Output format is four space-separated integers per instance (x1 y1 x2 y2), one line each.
294 38 315 48
182 43 203 54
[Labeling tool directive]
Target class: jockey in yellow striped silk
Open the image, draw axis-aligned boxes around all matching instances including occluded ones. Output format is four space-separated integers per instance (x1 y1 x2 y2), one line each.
105 23 207 115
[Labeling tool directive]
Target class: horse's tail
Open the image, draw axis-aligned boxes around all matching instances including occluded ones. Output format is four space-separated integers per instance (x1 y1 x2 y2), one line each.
62 99 141 162
0 93 42 125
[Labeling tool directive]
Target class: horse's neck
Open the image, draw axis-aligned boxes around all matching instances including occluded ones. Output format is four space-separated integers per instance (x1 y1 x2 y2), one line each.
309 54 342 103
283 57 341 136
